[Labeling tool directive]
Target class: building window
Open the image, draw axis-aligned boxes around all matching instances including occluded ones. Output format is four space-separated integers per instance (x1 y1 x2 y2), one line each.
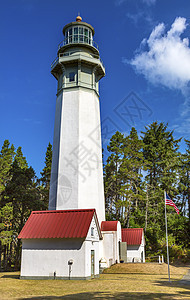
69 72 75 82
91 227 94 237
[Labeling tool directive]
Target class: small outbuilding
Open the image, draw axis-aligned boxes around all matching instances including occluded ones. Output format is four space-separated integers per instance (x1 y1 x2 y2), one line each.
18 209 102 280
100 221 121 267
122 228 145 263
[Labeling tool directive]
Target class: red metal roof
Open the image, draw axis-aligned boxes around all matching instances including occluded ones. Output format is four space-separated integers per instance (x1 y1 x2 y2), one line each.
18 209 101 239
122 228 143 245
101 221 118 231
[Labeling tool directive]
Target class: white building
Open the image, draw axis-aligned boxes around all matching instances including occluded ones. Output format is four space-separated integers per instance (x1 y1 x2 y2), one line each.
101 221 122 267
122 228 145 263
19 209 102 279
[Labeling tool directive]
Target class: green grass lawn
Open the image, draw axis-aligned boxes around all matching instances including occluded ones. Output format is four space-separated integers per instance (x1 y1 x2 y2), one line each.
0 263 189 299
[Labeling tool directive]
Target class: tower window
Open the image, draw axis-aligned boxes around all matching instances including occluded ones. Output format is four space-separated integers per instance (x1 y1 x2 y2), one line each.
69 72 75 82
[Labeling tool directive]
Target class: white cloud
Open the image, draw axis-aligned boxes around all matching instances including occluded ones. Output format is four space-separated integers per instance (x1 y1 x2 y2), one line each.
142 0 156 5
126 11 154 26
115 0 156 6
172 118 190 135
125 17 190 95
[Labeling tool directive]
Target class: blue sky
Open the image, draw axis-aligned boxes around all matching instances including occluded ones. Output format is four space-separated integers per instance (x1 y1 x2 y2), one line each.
1 0 190 176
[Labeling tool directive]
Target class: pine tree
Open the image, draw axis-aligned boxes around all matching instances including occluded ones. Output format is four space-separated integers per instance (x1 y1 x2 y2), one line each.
120 127 145 227
142 122 180 192
141 121 181 252
183 139 190 222
178 139 190 223
0 203 13 270
14 147 28 169
40 143 52 209
104 129 145 225
2 147 43 269
0 140 15 194
0 140 15 270
104 132 124 220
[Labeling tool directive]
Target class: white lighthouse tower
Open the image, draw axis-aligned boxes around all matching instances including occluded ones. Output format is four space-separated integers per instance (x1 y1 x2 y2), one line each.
19 17 123 280
49 16 105 224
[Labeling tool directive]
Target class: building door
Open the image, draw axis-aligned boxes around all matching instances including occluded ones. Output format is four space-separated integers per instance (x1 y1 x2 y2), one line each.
91 250 95 278
141 251 143 262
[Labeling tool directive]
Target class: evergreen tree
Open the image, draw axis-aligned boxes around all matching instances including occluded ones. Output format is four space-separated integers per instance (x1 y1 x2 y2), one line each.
0 203 13 270
14 146 28 169
141 122 181 252
119 127 145 227
177 139 190 242
104 132 124 220
0 140 15 270
40 143 52 209
104 122 187 257
2 147 43 268
104 128 145 225
0 140 15 194
142 122 180 191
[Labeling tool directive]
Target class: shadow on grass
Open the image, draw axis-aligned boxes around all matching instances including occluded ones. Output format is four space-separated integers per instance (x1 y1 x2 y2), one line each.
19 291 188 299
179 280 190 285
153 278 190 299
103 272 172 275
155 278 190 289
1 274 20 279
170 263 190 268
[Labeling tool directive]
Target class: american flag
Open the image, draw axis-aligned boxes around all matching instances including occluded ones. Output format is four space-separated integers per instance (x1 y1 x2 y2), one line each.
165 193 179 214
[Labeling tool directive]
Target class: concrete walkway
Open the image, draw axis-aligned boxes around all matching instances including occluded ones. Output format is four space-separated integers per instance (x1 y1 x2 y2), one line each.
179 268 190 285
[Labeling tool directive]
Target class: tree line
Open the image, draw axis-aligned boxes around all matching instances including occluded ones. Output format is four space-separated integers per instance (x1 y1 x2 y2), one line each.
0 141 52 270
0 121 190 270
104 121 190 261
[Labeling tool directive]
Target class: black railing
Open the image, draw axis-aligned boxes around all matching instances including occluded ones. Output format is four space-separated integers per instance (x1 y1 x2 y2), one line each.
58 36 99 51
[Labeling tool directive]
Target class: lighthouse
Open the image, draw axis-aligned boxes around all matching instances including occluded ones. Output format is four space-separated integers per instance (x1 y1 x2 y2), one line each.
49 15 106 224
18 17 123 280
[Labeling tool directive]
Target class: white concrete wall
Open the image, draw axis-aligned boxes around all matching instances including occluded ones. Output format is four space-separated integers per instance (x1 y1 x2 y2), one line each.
85 216 100 276
101 233 114 267
86 216 99 242
141 232 145 263
127 234 145 263
127 245 141 262
78 88 105 225
84 240 99 277
116 222 122 262
101 222 122 266
20 238 86 278
99 239 104 261
49 92 64 210
20 237 100 279
49 87 105 225
101 230 121 266
117 222 122 243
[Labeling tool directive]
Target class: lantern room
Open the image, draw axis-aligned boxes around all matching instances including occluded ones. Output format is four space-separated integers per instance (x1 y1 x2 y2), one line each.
51 16 105 95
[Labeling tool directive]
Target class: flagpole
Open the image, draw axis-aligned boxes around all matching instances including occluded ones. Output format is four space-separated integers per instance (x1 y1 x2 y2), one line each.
164 191 170 282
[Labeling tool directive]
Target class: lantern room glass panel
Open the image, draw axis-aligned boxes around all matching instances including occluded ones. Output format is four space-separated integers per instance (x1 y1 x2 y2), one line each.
64 26 93 46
